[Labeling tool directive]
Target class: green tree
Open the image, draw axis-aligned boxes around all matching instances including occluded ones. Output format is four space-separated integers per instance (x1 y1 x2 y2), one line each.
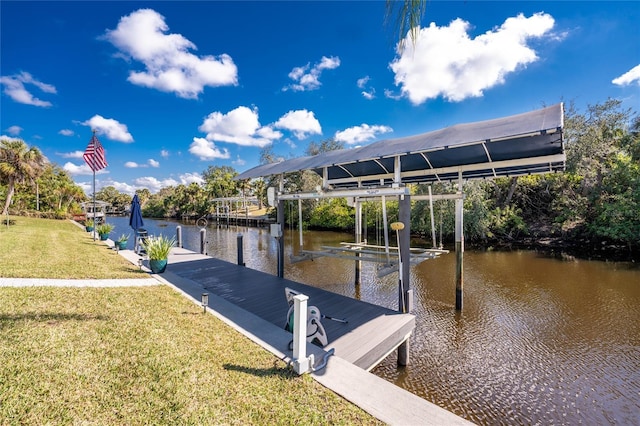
0 139 47 215
202 165 239 199
251 178 267 209
135 188 152 207
143 188 171 218
589 152 640 248
95 186 131 213
39 164 86 211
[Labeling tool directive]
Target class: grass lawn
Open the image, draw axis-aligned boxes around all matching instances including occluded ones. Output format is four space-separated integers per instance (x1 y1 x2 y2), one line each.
0 216 381 425
0 216 144 279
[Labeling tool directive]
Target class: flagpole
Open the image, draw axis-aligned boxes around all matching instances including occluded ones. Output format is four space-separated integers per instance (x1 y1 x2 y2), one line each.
92 168 96 241
83 129 106 241
92 129 97 241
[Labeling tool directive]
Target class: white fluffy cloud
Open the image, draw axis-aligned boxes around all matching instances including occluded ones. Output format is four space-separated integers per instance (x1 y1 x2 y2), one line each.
612 64 640 86
198 106 281 148
59 129 74 136
82 115 133 143
103 9 238 99
160 150 169 158
335 124 393 145
357 76 375 100
189 137 231 160
0 135 22 142
232 155 246 166
390 13 556 104
0 72 56 107
178 172 204 185
99 179 139 195
284 56 340 91
57 150 85 159
124 161 140 168
194 106 322 156
134 176 179 193
148 159 160 167
134 173 202 191
6 125 22 135
63 161 109 176
274 109 322 140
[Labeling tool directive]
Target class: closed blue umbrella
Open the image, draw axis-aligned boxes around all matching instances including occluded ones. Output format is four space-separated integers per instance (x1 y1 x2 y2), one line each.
129 194 144 231
129 194 145 253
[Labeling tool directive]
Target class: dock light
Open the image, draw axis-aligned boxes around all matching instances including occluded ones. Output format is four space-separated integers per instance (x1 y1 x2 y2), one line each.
390 221 404 232
137 258 143 270
201 293 209 313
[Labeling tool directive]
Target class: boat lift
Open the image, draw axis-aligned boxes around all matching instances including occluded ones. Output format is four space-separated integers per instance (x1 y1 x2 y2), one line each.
282 186 450 277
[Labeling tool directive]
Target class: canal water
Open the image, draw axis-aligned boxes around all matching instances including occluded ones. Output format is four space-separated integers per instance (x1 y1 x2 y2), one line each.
107 217 640 425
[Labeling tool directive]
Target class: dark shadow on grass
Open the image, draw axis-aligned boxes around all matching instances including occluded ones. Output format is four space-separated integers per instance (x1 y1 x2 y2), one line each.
223 362 297 379
0 312 108 329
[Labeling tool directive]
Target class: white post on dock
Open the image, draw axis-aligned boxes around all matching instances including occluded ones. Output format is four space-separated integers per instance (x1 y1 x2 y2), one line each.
200 228 207 255
292 293 314 374
176 226 182 248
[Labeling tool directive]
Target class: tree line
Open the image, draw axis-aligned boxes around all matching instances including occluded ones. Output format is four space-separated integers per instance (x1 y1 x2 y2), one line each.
2 99 638 260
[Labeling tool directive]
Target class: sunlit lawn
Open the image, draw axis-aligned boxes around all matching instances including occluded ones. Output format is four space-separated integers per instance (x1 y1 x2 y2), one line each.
0 286 379 425
0 216 144 279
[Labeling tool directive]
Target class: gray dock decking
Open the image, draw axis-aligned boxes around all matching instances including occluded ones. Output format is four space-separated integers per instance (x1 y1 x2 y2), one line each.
166 251 414 371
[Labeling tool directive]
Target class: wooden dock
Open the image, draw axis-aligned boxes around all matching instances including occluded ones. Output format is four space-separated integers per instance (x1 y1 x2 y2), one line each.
164 249 414 371
115 246 472 425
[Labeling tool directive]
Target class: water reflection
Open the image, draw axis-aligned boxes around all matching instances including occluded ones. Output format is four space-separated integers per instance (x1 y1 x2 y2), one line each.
105 217 640 425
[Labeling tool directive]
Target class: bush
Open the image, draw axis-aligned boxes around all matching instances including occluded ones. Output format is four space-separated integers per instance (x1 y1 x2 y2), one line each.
95 223 115 235
142 234 176 260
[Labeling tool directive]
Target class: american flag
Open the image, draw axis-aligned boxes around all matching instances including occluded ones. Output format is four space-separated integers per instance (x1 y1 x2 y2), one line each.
83 133 107 172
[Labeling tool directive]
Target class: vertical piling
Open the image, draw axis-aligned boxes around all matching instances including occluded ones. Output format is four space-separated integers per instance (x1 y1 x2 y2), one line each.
237 233 245 266
354 199 362 287
176 226 182 248
199 228 207 255
455 173 464 311
397 193 412 366
277 199 285 278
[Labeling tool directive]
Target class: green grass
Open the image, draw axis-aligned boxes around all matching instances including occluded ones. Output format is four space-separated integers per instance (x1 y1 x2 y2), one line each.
0 216 144 279
0 287 380 425
0 216 381 425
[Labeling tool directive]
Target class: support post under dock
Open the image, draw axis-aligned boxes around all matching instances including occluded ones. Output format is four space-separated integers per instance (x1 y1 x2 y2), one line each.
455 173 464 311
397 193 412 366
277 199 285 278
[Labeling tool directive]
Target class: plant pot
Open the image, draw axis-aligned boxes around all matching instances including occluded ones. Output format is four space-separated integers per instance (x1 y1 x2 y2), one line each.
86 226 94 232
149 259 168 274
116 241 128 250
99 233 109 241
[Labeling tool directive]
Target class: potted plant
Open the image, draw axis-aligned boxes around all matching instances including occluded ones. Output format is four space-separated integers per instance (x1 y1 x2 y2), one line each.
142 234 176 274
85 219 95 232
115 233 130 250
95 223 115 241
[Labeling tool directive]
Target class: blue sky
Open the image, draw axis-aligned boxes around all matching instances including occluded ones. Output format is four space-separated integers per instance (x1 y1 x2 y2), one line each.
1 1 638 195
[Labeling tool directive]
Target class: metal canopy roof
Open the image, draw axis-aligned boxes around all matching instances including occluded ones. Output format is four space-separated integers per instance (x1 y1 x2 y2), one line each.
236 103 565 188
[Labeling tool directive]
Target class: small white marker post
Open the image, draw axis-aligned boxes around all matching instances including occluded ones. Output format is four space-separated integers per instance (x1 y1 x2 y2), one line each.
292 293 314 374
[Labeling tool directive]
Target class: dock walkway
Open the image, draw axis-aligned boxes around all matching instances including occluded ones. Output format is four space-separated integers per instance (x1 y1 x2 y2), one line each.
119 247 473 425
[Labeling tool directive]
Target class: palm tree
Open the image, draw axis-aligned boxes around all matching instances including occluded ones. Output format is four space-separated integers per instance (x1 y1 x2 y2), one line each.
386 0 426 52
1 139 47 215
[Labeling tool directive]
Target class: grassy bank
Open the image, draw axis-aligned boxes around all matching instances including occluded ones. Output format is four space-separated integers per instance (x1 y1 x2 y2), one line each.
0 216 143 279
0 216 380 425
